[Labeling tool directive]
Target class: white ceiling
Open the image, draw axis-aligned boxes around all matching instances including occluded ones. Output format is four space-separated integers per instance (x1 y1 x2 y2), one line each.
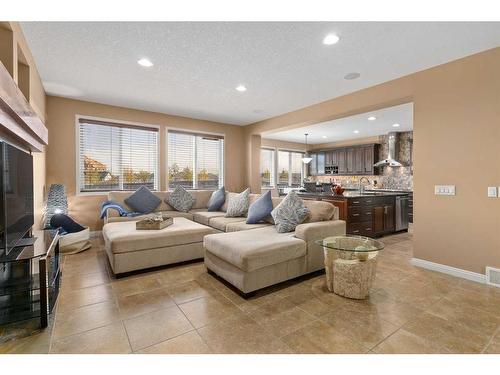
21 22 500 125
263 102 413 144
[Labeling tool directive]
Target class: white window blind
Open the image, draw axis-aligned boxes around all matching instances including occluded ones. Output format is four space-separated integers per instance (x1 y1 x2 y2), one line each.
277 150 304 188
260 148 275 187
277 150 290 186
78 119 159 192
168 131 224 190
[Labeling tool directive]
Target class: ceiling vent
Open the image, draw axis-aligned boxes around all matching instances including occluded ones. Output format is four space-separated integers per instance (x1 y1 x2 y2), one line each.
486 267 500 288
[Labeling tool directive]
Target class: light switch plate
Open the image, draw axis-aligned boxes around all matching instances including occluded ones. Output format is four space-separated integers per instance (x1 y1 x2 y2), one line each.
434 185 456 196
488 187 498 198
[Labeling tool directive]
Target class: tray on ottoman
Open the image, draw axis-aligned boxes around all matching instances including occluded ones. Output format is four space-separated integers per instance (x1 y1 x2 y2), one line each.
136 215 173 230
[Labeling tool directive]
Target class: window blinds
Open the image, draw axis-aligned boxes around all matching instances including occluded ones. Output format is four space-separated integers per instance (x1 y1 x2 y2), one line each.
277 150 304 188
78 119 159 192
260 148 275 187
168 130 224 190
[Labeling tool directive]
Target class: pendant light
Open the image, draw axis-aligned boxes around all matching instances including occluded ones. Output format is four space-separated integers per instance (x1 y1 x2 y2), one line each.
302 133 313 164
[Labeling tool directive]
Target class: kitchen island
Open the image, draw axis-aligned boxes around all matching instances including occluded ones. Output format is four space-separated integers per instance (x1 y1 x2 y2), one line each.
297 190 411 237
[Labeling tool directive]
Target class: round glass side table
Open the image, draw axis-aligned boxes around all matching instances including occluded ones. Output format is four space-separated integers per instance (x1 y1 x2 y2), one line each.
315 235 384 299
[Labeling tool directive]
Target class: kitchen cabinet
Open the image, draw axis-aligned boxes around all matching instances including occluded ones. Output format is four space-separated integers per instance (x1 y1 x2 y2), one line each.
373 197 395 235
355 147 365 174
346 148 355 174
298 193 403 238
337 149 347 174
317 152 325 175
364 146 374 173
309 144 378 176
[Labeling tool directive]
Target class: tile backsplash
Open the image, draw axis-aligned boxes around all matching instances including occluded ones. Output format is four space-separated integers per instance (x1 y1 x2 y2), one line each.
311 131 413 191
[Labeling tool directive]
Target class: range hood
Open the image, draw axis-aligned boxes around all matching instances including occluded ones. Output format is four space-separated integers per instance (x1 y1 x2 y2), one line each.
374 132 403 167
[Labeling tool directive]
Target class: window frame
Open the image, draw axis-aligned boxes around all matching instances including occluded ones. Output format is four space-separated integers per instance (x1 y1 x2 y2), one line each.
260 147 276 188
75 115 161 195
166 127 225 191
275 147 306 188
263 147 305 189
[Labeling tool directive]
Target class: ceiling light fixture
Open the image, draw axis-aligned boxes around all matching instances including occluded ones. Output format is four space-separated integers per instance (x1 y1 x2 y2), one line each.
235 85 247 92
302 134 313 164
344 72 360 80
368 116 377 121
323 34 340 45
392 123 400 127
137 58 153 67
354 130 360 134
322 136 327 139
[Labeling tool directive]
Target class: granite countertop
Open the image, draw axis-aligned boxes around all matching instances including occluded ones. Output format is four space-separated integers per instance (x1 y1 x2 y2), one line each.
296 190 411 199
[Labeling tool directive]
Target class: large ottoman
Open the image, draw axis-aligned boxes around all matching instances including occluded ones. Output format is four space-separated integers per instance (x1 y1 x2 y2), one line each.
103 217 219 275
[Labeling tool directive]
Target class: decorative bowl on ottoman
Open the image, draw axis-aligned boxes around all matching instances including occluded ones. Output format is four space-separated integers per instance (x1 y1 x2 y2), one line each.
136 214 173 230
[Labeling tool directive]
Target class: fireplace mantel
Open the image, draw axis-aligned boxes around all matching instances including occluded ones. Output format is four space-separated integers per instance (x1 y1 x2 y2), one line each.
0 62 48 152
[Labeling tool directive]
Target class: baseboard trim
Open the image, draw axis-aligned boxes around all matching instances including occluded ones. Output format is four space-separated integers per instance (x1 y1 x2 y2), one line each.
410 258 486 284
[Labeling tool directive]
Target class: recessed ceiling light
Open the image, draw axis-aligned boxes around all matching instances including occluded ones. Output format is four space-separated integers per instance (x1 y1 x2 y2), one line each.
236 85 247 92
137 58 153 67
344 72 360 80
323 34 340 45
392 123 400 127
322 136 327 139
354 130 360 134
368 116 377 121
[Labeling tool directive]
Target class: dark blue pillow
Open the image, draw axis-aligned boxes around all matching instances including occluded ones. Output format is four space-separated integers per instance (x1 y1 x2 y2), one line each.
124 186 161 214
207 187 226 212
246 190 273 224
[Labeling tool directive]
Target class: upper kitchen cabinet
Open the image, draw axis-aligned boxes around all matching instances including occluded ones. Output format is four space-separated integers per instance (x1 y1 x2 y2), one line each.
310 143 379 176
317 152 325 175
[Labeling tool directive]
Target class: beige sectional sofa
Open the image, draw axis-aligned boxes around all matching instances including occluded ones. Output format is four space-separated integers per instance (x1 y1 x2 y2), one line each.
102 189 346 294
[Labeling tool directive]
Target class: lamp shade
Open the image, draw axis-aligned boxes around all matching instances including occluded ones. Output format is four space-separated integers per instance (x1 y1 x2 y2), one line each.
302 156 313 164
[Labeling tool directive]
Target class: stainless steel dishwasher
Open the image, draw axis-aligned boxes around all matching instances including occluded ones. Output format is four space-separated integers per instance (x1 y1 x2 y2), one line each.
395 195 410 231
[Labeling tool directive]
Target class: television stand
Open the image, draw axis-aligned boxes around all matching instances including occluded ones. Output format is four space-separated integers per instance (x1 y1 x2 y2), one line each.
0 230 61 328
11 236 38 248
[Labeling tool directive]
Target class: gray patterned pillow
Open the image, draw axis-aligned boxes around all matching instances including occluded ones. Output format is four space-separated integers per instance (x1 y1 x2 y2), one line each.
271 191 310 233
166 186 195 212
225 188 250 217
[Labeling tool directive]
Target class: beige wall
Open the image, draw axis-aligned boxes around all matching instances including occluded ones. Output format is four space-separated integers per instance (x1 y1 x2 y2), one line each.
246 47 500 275
0 22 46 229
45 96 246 230
261 138 306 152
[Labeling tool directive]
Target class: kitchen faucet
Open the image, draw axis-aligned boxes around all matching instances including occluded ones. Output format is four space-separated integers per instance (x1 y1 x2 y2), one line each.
359 177 371 194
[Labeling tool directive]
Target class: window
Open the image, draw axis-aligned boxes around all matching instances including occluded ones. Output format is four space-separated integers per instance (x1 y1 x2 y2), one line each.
277 150 304 188
260 148 275 187
168 130 224 190
78 118 159 192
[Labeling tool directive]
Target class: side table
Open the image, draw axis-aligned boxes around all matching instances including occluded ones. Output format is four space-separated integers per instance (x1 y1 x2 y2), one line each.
315 235 384 299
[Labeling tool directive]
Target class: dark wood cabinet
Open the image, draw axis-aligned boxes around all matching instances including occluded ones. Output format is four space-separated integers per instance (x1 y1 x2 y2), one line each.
337 149 347 174
308 144 378 176
354 147 364 174
325 151 333 166
364 146 374 173
298 193 403 238
346 148 355 174
373 197 395 235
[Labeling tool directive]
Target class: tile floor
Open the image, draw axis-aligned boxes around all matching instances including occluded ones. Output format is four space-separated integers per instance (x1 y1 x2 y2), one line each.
1 231 500 354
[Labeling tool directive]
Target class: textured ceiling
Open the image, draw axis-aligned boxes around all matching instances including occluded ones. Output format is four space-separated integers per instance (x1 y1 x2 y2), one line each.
263 103 413 144
21 22 500 125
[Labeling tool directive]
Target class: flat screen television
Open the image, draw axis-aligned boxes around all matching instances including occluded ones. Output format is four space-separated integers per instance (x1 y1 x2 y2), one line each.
0 141 34 256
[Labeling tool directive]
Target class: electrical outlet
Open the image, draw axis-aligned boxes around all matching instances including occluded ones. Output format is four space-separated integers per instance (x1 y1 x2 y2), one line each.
488 187 498 198
434 185 456 196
